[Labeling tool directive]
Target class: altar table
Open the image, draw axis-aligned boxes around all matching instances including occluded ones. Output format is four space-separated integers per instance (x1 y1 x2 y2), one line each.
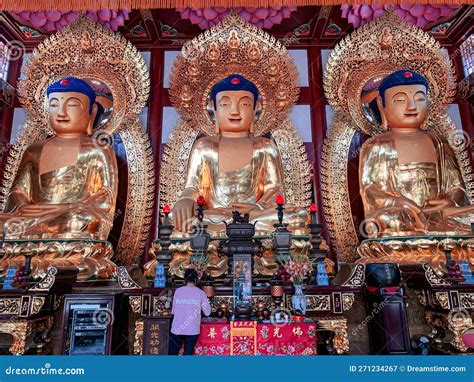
194 320 317 355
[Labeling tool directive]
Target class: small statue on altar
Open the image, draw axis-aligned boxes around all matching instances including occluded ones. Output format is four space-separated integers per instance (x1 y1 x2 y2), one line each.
172 74 308 234
0 77 118 240
359 70 473 237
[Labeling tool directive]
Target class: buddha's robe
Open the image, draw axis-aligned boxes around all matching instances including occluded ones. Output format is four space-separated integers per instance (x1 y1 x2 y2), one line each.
176 135 308 234
359 130 471 237
0 137 118 240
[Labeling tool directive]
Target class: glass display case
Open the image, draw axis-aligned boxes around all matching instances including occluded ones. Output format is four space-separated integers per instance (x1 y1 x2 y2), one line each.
233 254 252 305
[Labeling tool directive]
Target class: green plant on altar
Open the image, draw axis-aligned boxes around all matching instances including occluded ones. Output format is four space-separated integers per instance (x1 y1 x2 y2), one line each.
283 255 313 285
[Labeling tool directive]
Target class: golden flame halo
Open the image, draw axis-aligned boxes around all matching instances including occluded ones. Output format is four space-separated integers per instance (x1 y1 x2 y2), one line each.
169 12 300 137
323 10 456 136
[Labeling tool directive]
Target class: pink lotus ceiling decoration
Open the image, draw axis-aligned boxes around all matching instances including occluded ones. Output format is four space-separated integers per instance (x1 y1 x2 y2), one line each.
177 7 297 30
9 9 130 33
341 4 461 29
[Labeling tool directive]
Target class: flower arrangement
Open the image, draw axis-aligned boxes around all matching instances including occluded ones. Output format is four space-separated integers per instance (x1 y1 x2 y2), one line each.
283 255 312 285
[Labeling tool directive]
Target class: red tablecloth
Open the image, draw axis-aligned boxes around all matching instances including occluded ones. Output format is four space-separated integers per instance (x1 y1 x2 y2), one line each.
194 320 317 355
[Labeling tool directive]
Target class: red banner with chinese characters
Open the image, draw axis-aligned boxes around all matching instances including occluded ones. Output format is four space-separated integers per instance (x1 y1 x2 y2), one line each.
231 320 257 355
194 321 317 356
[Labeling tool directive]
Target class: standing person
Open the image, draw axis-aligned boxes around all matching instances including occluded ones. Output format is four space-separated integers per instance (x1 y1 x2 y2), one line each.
169 269 211 355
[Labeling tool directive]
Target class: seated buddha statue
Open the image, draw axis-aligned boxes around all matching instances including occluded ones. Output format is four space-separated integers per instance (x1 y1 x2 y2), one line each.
359 70 473 237
172 74 308 235
0 77 118 240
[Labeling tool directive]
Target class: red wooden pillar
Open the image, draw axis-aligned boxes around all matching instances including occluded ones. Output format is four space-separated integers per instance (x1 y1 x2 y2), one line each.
0 102 14 144
449 45 473 137
144 48 164 264
307 46 335 261
307 46 325 221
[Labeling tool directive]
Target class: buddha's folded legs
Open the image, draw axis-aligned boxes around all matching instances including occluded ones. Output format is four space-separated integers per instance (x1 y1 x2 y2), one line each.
251 206 309 234
426 216 471 235
365 208 421 237
367 207 472 237
0 207 112 240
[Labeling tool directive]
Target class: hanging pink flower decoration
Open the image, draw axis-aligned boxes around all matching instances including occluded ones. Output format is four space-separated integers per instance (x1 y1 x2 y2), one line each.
177 7 297 30
9 9 130 33
341 4 460 29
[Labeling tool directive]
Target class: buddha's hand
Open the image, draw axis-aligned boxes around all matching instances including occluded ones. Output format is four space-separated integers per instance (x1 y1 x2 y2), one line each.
441 204 474 219
17 204 67 217
81 189 110 205
442 206 462 219
422 199 455 214
230 202 257 214
172 197 196 233
393 197 428 229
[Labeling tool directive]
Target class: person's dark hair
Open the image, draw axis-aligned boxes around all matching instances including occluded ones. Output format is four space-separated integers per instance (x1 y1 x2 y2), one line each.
184 269 198 285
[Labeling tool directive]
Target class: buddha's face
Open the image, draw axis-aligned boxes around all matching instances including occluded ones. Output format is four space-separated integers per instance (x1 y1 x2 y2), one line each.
379 84 428 129
48 92 96 136
214 90 256 134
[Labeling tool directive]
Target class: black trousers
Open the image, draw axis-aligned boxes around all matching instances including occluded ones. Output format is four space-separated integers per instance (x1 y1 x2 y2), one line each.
168 333 199 355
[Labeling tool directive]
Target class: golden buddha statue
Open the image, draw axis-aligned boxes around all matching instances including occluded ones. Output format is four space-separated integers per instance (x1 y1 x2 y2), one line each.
149 13 312 279
0 77 118 240
172 74 308 235
359 70 473 237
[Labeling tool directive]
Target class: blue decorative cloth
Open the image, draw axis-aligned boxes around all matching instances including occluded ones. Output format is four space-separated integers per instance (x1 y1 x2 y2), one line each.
379 70 428 106
46 77 96 113
210 74 259 109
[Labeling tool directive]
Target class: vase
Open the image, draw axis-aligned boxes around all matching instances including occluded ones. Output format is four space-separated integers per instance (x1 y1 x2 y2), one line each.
291 284 306 315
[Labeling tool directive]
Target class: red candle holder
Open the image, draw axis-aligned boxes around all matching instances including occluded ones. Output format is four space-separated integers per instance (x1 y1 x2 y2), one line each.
196 195 205 222
310 203 318 224
162 204 171 225
275 194 285 225
276 194 284 205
